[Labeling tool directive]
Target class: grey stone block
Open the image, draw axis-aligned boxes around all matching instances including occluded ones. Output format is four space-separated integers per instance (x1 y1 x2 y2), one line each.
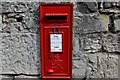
2 12 39 33
109 14 120 32
103 2 119 9
117 1 120 7
0 75 13 80
15 75 39 78
0 75 2 80
73 13 108 34
0 33 2 74
0 15 2 32
100 14 109 32
87 53 104 78
2 2 39 13
1 33 40 74
73 51 87 61
71 33 88 60
102 33 119 52
72 60 87 78
13 78 39 80
77 2 98 13
118 33 120 50
0 3 2 13
103 2 112 9
104 53 118 78
1 78 13 80
87 53 118 78
79 33 102 53
73 34 79 54
14 75 39 80
114 19 120 32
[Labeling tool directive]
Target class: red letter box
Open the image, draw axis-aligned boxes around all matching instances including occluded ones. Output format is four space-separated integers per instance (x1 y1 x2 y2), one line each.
40 3 73 79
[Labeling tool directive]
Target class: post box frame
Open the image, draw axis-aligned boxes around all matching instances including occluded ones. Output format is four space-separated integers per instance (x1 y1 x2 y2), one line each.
40 3 73 79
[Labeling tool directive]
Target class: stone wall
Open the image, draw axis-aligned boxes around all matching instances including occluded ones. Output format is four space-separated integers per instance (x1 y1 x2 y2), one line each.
0 1 120 80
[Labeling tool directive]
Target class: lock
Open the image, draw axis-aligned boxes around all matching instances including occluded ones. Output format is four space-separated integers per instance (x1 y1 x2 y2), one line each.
54 28 59 32
40 3 73 79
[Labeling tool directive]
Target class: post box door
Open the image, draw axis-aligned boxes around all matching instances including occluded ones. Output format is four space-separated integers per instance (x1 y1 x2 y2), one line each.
45 27 68 75
40 3 73 79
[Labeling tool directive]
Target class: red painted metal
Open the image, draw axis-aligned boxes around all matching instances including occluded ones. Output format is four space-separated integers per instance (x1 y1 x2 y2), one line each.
40 3 73 79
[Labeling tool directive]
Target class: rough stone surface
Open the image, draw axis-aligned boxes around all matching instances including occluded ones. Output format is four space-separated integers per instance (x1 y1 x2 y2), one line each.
87 53 118 78
118 33 120 50
0 33 2 74
109 14 120 32
77 2 98 13
0 15 2 32
103 2 120 9
103 2 112 9
72 60 87 78
118 1 120 7
2 12 39 33
72 34 88 78
73 34 80 54
2 2 39 13
114 19 120 32
0 75 13 80
1 33 40 74
73 12 108 34
15 75 39 78
79 33 102 53
0 3 2 13
102 33 119 52
100 14 109 32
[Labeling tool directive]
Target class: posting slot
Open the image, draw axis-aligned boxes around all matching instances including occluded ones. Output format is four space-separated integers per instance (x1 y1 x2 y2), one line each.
45 14 67 22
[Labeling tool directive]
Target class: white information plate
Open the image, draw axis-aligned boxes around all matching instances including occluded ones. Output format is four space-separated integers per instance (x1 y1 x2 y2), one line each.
50 34 62 52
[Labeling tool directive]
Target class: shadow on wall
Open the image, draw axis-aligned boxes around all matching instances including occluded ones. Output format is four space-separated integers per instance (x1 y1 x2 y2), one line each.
35 4 41 77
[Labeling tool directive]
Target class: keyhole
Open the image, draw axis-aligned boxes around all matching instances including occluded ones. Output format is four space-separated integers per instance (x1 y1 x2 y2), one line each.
54 28 58 32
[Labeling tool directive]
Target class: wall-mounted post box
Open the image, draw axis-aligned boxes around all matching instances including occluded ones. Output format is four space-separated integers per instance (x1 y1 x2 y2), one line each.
40 3 73 79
